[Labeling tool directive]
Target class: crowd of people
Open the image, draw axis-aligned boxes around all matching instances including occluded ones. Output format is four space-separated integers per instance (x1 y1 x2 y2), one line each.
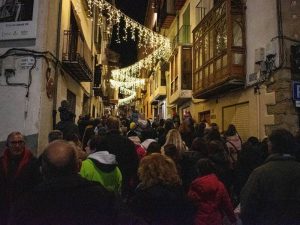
1 107 300 225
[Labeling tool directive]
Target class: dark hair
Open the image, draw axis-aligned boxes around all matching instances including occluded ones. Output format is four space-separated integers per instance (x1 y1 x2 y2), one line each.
208 140 225 155
246 136 260 145
205 129 222 142
147 142 161 154
225 124 237 137
268 129 296 154
164 119 174 132
196 158 216 177
106 117 120 131
210 123 219 131
190 138 208 156
159 119 165 127
88 135 106 152
164 144 179 162
48 130 63 143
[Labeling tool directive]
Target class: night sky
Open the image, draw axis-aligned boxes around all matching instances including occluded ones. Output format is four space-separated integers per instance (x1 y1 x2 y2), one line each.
110 0 148 67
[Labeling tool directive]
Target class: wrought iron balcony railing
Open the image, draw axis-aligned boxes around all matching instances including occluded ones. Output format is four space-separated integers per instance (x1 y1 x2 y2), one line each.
62 30 93 82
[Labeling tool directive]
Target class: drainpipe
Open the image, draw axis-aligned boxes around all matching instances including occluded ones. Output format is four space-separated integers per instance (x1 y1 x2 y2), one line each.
276 0 284 67
90 5 95 117
52 0 63 129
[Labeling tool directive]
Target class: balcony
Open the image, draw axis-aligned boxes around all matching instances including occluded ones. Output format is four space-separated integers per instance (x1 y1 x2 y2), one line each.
153 64 167 101
158 0 176 29
93 64 103 97
169 46 193 105
172 25 191 50
192 0 245 99
175 0 186 10
62 30 93 82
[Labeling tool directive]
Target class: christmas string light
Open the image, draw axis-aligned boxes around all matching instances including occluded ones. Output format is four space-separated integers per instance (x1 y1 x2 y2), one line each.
110 79 145 89
111 41 171 81
88 0 172 105
118 92 137 105
88 0 167 48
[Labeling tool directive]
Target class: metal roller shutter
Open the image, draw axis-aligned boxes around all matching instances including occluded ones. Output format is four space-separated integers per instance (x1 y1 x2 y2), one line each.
223 102 249 142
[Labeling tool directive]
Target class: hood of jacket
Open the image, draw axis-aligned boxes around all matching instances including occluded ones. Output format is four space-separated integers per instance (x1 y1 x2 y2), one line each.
191 174 222 197
88 151 118 172
88 151 117 165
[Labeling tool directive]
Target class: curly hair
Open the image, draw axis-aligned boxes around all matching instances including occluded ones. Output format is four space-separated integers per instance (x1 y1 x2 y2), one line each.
138 153 181 188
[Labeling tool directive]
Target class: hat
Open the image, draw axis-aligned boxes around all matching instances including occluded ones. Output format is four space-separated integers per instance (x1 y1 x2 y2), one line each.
141 139 157 150
130 122 136 130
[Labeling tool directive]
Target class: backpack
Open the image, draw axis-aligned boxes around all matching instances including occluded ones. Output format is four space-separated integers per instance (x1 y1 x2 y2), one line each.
226 141 239 169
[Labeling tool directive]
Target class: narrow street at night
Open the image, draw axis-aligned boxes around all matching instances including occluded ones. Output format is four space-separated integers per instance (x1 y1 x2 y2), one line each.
0 0 300 225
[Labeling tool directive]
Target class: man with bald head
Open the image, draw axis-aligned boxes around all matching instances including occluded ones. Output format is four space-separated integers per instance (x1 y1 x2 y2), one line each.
9 140 117 225
0 131 41 225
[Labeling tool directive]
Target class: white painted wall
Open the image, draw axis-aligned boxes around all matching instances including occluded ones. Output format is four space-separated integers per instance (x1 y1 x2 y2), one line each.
245 0 278 75
0 0 49 147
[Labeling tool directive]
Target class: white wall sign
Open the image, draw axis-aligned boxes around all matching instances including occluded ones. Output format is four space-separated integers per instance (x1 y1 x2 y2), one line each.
0 0 38 40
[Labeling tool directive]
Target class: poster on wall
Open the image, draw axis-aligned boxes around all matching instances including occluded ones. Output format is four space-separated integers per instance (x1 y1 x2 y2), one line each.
0 0 38 40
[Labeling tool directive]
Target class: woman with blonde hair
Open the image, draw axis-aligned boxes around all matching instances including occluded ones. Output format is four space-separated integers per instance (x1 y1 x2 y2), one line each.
130 153 194 225
163 129 187 156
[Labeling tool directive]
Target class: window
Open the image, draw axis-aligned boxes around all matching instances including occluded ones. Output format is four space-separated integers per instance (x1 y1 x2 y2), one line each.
182 47 192 90
193 0 245 96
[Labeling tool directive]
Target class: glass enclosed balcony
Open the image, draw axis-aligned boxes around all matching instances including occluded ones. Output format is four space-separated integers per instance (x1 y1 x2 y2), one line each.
193 0 245 99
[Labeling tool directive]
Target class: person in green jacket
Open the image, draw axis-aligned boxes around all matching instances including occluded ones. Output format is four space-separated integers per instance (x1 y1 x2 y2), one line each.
80 136 122 194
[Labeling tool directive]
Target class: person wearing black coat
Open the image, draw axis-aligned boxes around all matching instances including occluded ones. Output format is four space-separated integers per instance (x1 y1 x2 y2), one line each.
101 117 139 200
241 129 300 225
9 140 117 225
130 154 195 225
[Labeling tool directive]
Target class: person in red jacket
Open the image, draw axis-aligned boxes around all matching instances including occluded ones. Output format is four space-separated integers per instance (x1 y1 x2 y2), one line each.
0 131 41 225
188 158 236 225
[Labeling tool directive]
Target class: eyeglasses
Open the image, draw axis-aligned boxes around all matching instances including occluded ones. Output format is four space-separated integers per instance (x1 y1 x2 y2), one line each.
10 141 25 145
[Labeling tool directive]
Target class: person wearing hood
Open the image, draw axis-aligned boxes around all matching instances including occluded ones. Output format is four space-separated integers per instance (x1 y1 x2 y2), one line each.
224 124 242 169
188 158 236 225
80 135 122 194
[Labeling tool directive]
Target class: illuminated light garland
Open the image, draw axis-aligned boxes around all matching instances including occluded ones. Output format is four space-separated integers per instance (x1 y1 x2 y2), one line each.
89 0 172 105
118 92 137 106
88 0 166 48
119 87 136 95
110 79 145 89
111 40 171 80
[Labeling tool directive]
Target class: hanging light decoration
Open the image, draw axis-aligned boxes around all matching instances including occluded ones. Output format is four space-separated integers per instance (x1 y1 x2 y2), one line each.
110 79 145 89
88 0 167 49
118 92 137 106
111 41 171 81
89 0 171 105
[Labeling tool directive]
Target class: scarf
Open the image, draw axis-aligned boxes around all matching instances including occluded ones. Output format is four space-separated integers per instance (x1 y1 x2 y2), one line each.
1 147 33 179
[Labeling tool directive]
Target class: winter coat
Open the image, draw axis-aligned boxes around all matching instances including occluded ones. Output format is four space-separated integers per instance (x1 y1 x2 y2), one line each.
130 184 195 225
188 174 236 225
55 120 79 141
9 174 117 225
80 151 122 194
226 134 242 168
101 130 139 198
240 153 300 225
0 148 41 225
181 151 206 191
